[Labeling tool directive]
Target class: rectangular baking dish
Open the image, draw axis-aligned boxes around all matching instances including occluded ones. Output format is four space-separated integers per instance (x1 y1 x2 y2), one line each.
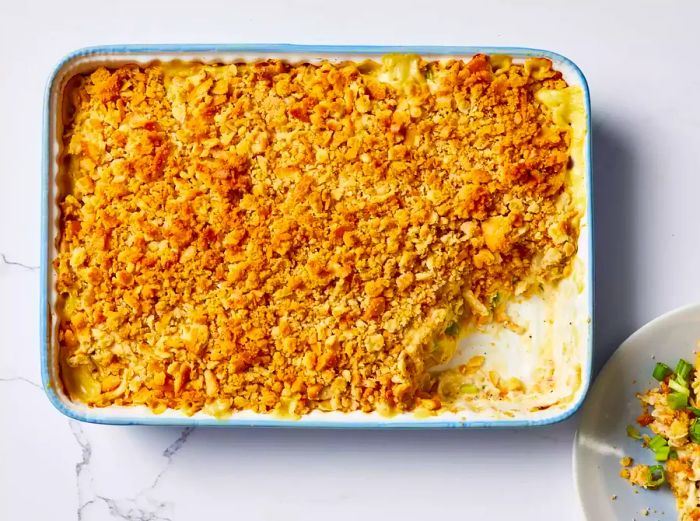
41 44 593 428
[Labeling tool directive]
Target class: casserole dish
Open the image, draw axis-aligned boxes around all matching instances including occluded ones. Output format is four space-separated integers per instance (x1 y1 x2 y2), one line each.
41 44 593 427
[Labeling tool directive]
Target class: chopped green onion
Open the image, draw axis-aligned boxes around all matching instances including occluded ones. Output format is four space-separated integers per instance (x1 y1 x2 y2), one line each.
460 384 479 394
676 359 693 382
649 434 668 450
690 419 700 444
688 406 700 417
654 445 671 461
668 391 689 410
669 379 690 394
444 322 459 337
647 465 666 488
652 362 673 381
626 425 643 440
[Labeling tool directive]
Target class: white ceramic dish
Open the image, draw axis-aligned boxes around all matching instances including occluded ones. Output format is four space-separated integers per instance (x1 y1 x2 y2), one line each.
574 303 700 520
41 44 593 427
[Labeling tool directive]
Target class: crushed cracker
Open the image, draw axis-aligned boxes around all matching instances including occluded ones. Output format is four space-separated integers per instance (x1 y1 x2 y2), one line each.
55 55 579 416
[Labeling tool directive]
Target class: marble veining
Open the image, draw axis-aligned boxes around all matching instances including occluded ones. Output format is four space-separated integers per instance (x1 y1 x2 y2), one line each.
72 424 195 521
0 252 39 272
0 368 194 521
0 376 40 388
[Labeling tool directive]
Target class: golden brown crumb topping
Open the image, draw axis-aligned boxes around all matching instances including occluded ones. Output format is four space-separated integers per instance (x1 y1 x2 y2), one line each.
55 54 579 416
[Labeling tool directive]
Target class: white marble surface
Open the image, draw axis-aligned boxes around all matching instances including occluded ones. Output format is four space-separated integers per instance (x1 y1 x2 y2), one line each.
2 1 700 519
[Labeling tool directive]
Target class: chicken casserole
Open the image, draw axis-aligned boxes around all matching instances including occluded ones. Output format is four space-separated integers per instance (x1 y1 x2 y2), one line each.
54 53 584 418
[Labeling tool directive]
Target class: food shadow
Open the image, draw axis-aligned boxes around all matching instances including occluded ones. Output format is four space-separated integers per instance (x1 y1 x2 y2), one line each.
590 118 639 375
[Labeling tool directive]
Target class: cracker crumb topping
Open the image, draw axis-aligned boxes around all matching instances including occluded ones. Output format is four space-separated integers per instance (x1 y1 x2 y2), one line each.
55 55 579 416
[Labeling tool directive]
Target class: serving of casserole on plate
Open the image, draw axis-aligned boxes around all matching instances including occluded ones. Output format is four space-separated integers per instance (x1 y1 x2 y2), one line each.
41 45 592 427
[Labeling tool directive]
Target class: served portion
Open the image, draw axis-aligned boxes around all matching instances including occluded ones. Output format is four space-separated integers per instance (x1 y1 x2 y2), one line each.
55 54 583 417
622 356 700 520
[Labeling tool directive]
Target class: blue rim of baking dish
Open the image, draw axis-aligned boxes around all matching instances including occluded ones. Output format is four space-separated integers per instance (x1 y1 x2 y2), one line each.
41 44 593 428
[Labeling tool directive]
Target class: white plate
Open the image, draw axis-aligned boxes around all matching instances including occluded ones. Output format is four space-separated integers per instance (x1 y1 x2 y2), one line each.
574 303 700 520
